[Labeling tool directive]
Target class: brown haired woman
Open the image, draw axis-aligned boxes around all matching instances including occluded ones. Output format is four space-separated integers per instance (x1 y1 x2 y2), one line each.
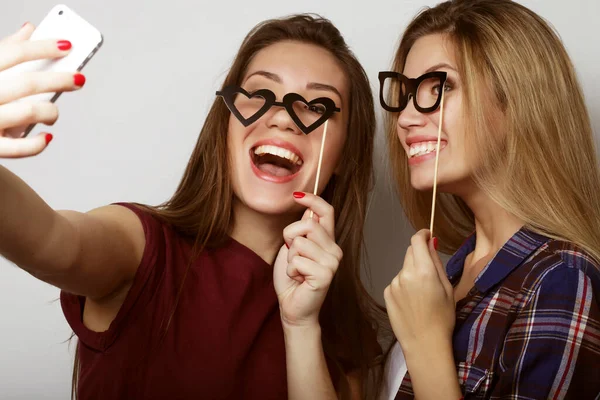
0 15 383 399
380 0 600 399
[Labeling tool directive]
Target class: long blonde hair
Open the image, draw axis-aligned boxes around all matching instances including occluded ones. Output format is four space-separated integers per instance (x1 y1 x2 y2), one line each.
386 0 600 261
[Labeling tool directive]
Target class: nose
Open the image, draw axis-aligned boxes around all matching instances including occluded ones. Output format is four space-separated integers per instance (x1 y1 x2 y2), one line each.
265 107 302 135
397 94 427 131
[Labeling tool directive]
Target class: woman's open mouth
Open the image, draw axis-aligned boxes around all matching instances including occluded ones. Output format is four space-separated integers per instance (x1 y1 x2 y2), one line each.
250 144 304 182
407 140 447 165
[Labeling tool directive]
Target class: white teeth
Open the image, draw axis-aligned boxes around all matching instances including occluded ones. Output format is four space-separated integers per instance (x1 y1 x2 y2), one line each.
254 145 303 166
408 141 443 158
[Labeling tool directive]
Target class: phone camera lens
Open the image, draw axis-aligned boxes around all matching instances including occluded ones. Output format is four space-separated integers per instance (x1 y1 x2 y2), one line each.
58 10 63 15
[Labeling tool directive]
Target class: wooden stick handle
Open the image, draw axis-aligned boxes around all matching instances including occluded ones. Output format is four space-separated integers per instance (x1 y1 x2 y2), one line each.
429 89 446 240
309 120 329 220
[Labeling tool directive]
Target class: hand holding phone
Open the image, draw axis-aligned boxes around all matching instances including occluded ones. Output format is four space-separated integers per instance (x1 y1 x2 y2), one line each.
0 4 102 158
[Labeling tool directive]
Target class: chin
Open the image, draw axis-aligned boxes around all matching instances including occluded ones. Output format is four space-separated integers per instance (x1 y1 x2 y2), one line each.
409 170 472 196
409 169 436 191
238 191 302 216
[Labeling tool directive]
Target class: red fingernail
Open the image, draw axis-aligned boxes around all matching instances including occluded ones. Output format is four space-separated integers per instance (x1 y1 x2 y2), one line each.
45 134 54 145
433 237 438 250
73 73 86 87
293 192 305 198
285 243 289 249
57 40 72 51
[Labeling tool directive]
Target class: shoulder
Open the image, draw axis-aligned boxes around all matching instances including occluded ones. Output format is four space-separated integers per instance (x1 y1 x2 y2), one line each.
520 239 600 307
89 203 148 251
526 239 600 280
85 202 146 233
498 240 600 400
101 202 156 227
83 202 181 270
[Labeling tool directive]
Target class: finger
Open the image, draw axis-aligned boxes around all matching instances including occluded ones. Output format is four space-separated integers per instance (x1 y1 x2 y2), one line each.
301 207 319 223
383 282 401 312
274 244 305 284
293 192 335 238
0 23 34 46
409 229 442 281
287 255 335 291
402 245 414 272
0 71 85 104
383 284 404 339
429 237 452 292
287 236 340 274
0 38 72 71
0 132 52 158
0 101 59 130
283 218 343 261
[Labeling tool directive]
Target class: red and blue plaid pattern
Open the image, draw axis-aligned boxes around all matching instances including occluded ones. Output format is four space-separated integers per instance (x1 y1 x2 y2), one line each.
395 228 600 399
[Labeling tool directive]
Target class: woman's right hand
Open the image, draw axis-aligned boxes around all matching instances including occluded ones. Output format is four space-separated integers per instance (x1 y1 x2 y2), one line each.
0 22 85 158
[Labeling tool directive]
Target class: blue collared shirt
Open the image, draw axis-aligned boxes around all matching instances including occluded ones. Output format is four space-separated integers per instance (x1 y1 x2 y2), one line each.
395 227 600 399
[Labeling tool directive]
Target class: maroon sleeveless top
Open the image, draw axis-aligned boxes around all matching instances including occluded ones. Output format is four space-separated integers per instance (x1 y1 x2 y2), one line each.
60 203 289 399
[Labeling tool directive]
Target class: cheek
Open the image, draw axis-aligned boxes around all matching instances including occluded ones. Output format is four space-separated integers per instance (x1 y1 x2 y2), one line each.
321 128 347 170
445 117 467 160
441 94 464 141
227 120 248 157
396 123 408 152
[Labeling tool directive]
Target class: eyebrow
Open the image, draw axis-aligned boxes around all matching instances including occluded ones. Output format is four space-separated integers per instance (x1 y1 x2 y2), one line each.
306 82 342 100
424 62 457 74
244 70 281 84
244 70 343 100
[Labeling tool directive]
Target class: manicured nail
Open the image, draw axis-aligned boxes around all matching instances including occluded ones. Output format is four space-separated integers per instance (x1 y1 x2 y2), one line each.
293 192 305 199
73 73 86 87
57 40 72 51
45 133 54 145
285 243 289 249
21 22 29 29
433 237 438 250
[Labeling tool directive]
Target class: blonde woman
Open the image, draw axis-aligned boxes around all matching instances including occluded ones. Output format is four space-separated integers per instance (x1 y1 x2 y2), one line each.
380 0 600 398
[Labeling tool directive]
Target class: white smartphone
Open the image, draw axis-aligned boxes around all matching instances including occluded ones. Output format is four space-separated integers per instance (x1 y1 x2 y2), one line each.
0 4 103 137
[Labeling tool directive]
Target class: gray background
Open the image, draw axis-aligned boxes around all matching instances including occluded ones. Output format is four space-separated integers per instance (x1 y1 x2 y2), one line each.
0 1 598 398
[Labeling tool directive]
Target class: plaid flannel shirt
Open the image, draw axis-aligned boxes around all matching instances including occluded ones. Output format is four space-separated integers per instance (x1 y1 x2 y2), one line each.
395 227 600 399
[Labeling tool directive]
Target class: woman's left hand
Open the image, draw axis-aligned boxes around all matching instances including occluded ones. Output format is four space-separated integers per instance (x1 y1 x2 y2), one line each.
384 229 455 355
273 192 343 329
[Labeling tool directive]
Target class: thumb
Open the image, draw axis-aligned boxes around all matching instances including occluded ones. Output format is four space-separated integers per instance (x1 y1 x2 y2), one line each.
0 132 53 158
301 206 319 223
272 244 288 287
429 237 451 290
273 243 288 269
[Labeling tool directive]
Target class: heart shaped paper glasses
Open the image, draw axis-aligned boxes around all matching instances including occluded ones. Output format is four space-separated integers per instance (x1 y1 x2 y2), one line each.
378 71 448 239
216 85 340 134
216 85 341 217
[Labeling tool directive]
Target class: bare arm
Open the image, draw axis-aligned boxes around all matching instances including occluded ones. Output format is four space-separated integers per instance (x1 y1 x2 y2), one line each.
285 325 363 400
403 339 462 400
0 164 144 300
347 371 361 400
0 24 144 301
284 324 338 400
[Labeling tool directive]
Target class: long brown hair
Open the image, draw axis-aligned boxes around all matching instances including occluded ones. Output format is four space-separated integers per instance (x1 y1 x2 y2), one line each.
72 13 385 399
385 0 600 260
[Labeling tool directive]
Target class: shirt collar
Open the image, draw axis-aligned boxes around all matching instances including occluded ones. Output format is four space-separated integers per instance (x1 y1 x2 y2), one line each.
446 227 550 293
